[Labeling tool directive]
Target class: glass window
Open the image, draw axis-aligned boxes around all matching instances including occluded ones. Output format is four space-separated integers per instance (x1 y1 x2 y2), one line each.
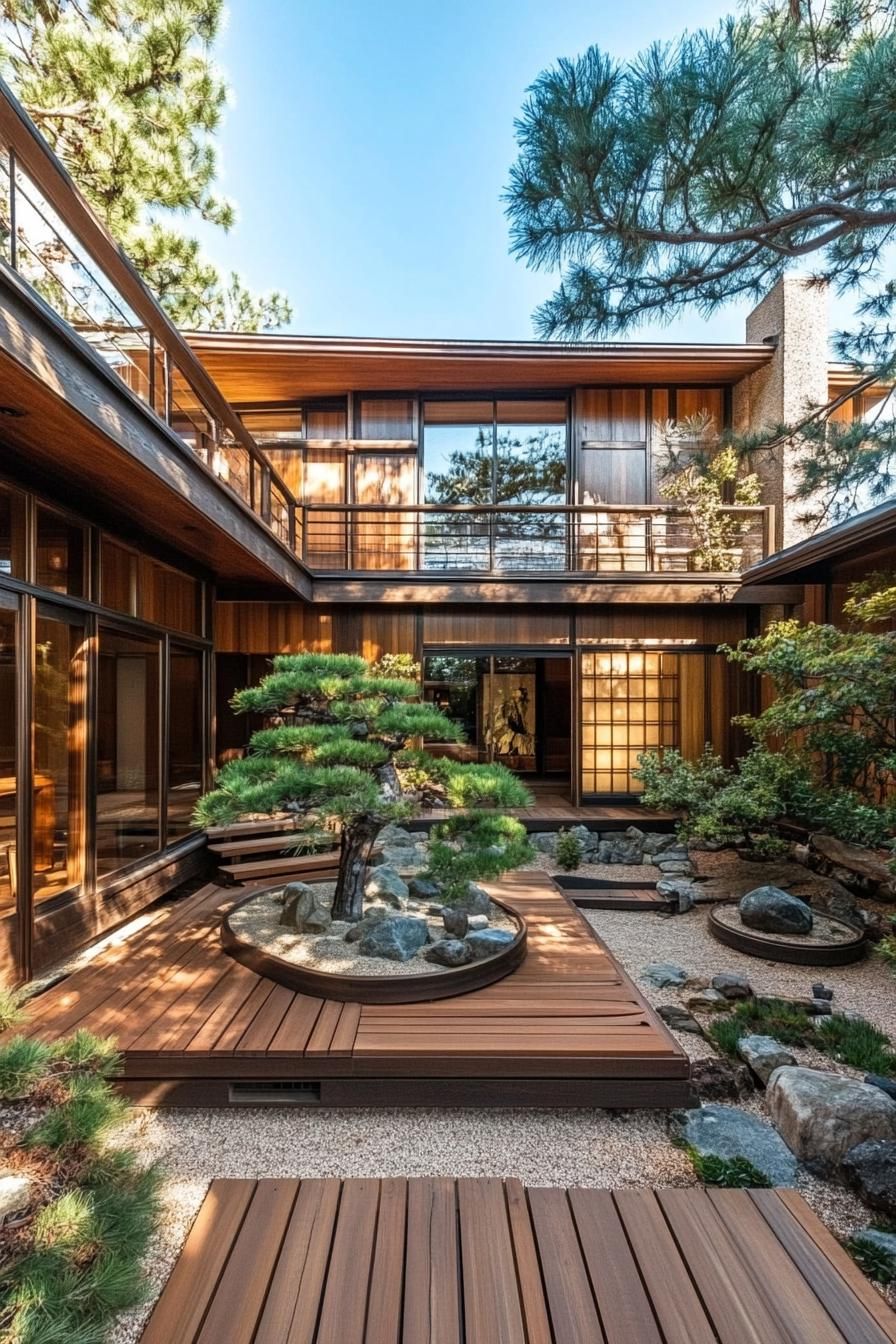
358 397 417 440
96 629 160 876
168 646 203 840
0 484 26 579
240 409 303 443
494 402 566 506
423 402 493 505
0 598 17 919
33 608 86 902
422 655 487 761
35 505 86 596
100 537 139 617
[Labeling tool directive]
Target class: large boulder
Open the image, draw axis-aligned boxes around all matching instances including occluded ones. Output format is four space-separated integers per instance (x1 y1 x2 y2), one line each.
767 1067 896 1173
451 883 491 915
343 905 390 943
670 1103 798 1186
280 883 332 933
842 1139 896 1217
465 928 515 960
358 914 429 962
739 886 813 935
424 938 474 968
364 866 410 908
737 1035 797 1086
642 833 679 857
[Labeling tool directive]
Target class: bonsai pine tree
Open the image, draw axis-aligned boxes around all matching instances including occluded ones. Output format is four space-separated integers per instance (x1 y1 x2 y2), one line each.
194 653 533 921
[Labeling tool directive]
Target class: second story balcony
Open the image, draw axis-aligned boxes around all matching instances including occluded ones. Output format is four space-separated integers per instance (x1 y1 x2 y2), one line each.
300 501 771 576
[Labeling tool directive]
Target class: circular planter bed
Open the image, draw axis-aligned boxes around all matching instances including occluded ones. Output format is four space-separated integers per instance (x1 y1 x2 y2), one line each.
221 888 527 1004
708 901 866 966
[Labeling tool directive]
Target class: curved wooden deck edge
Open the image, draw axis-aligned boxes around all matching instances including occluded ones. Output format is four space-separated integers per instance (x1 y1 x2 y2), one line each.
220 892 528 1004
709 903 867 966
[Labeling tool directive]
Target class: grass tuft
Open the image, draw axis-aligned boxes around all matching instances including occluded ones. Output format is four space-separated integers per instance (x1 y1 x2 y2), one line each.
0 1036 53 1101
707 998 813 1057
683 1144 773 1188
846 1232 896 1285
815 1015 896 1077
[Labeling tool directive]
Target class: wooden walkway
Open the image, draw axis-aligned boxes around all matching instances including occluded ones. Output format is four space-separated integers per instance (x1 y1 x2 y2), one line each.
416 799 676 831
16 872 690 1108
140 1178 896 1344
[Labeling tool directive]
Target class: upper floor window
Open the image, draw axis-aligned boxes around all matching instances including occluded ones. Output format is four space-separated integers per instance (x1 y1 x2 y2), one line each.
423 400 567 506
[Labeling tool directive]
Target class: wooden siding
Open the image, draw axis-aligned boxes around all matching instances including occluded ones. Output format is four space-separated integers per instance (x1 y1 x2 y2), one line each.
215 603 416 661
140 1179 896 1344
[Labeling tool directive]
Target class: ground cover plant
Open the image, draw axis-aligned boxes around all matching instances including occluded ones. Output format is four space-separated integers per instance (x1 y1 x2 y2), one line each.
707 998 896 1078
681 1146 773 1190
0 991 159 1344
195 653 533 921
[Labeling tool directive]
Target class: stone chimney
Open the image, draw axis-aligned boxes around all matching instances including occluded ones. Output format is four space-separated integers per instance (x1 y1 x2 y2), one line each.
733 276 829 550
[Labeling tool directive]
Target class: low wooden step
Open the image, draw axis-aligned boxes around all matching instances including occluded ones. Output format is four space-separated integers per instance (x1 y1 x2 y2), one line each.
205 816 299 840
220 851 341 883
209 833 308 858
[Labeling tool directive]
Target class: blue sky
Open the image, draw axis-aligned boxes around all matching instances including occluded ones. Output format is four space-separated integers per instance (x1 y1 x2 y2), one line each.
199 1 833 343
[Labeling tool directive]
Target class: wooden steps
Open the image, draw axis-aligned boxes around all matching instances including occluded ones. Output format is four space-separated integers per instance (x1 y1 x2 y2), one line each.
219 851 340 883
206 815 341 883
139 1179 896 1344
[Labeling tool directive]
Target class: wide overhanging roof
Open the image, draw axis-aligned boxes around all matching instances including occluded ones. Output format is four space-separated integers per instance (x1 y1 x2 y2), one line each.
744 498 896 584
186 331 776 404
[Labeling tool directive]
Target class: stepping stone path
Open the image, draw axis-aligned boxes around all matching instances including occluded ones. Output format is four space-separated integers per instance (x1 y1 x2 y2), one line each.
671 1102 798 1186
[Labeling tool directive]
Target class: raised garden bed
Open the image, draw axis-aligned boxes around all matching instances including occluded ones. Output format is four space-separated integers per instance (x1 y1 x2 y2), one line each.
709 901 867 966
221 888 528 1004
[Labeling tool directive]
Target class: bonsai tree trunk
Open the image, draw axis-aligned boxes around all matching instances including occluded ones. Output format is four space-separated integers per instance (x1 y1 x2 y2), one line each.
332 816 380 922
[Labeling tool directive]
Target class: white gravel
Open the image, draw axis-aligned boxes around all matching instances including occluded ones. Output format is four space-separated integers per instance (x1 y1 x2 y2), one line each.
104 849 896 1341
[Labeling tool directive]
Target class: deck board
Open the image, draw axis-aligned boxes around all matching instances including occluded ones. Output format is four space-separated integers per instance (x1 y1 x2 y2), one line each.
15 871 690 1107
139 1180 896 1344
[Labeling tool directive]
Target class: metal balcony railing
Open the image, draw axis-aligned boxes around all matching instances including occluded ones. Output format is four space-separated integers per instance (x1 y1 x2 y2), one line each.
301 502 772 575
0 77 303 559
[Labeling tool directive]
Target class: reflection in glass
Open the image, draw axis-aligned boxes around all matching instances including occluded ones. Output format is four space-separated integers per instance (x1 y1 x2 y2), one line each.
36 506 86 596
0 602 16 918
168 647 203 839
0 485 26 578
33 610 86 902
96 629 160 876
422 656 487 761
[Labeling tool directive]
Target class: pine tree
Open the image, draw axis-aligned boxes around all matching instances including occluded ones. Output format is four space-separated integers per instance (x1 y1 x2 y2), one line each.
505 0 896 526
194 653 533 922
0 0 291 330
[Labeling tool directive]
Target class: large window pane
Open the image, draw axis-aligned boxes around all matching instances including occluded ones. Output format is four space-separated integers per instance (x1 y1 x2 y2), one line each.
423 402 493 505
33 609 86 902
0 484 26 579
580 650 679 795
100 537 139 617
168 647 203 840
96 629 160 876
494 402 566 505
0 600 17 919
35 505 86 596
422 655 487 761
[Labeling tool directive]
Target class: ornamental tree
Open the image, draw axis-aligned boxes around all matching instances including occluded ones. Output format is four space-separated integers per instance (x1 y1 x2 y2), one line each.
506 0 896 526
637 582 896 851
194 653 532 922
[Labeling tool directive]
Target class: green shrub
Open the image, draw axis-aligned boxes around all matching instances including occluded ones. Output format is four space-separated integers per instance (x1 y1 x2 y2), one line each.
555 828 583 871
846 1232 896 1285
815 1015 896 1077
684 1146 773 1189
0 1036 53 1101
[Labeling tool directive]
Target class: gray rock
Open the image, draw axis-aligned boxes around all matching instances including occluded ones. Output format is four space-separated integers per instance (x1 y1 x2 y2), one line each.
737 1035 797 1085
656 846 689 863
866 1075 896 1102
671 1103 798 1186
465 929 516 960
408 876 442 903
711 973 753 1001
767 1067 896 1173
467 913 490 931
849 1228 896 1271
642 833 679 856
597 835 644 865
364 866 410 908
740 886 813 935
0 1172 35 1220
656 877 699 911
811 983 835 1001
531 832 558 855
344 906 390 942
374 844 429 872
442 906 469 938
373 823 416 850
657 1004 703 1034
280 883 332 933
842 1139 896 1216
641 962 689 989
358 914 429 962
452 883 491 915
686 988 730 1010
654 862 694 877
424 938 474 968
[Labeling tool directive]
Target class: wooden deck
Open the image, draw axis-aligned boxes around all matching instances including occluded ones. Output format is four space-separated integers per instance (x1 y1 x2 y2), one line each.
415 798 677 831
17 871 691 1108
139 1178 896 1344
